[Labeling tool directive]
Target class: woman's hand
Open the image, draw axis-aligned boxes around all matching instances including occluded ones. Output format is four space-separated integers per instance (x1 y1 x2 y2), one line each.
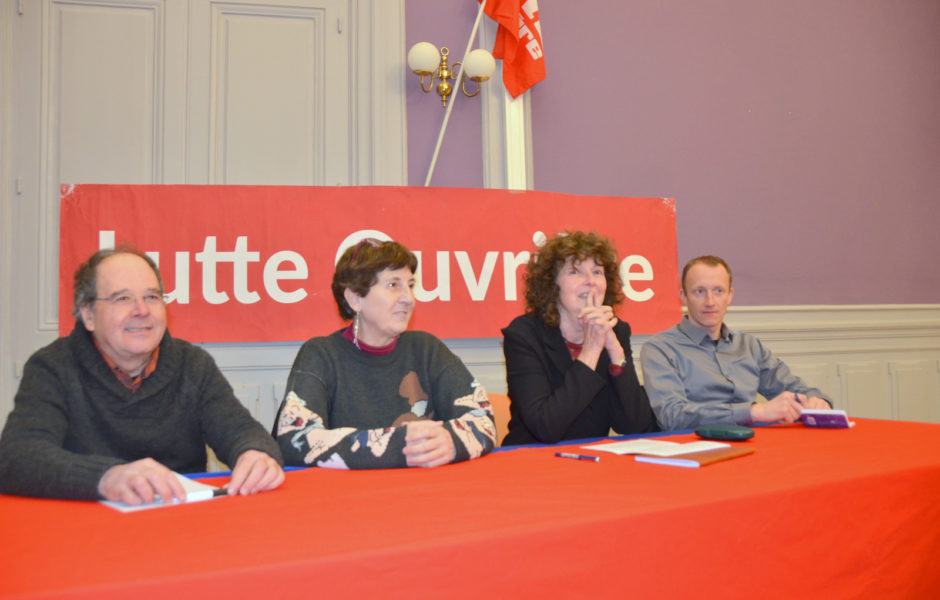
577 291 620 369
403 421 456 467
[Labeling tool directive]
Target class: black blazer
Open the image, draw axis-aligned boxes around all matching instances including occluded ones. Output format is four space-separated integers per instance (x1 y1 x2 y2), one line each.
501 314 658 446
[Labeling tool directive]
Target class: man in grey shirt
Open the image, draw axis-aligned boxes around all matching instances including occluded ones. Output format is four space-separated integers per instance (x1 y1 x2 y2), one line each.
640 255 831 431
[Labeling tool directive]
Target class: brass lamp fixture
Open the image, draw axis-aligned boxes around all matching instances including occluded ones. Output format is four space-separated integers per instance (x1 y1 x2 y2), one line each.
407 43 496 107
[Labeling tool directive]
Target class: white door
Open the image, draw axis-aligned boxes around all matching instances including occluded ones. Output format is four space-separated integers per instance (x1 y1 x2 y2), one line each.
0 0 406 428
187 0 349 185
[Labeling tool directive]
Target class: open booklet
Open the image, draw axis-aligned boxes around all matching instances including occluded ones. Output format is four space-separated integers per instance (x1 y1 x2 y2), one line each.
100 472 226 513
583 439 731 457
633 446 755 468
583 438 755 468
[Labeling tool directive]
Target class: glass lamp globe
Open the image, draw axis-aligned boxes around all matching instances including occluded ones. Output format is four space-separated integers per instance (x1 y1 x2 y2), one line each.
407 42 440 75
463 49 496 82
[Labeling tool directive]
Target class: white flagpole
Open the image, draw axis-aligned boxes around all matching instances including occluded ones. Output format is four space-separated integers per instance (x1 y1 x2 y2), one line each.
424 0 489 187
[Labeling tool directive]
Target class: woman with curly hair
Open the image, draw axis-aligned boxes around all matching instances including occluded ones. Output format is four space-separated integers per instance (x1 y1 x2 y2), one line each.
501 231 657 445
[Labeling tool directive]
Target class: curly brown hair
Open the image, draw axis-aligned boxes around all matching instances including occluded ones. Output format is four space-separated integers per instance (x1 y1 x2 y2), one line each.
332 238 418 320
524 231 624 328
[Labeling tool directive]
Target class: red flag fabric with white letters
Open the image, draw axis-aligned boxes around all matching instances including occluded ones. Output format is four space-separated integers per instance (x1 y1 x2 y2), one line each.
481 0 545 98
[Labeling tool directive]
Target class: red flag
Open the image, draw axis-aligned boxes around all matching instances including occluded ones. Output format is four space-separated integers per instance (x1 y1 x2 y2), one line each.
480 0 545 98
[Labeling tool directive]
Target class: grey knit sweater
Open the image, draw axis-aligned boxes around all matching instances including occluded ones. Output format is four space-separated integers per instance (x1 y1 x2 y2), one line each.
0 323 282 500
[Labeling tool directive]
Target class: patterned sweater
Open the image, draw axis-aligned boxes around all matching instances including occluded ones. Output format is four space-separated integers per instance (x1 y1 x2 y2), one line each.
0 323 283 500
275 330 496 468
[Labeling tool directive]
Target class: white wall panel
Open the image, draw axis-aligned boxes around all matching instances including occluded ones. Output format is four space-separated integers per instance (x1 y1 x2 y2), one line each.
188 0 349 185
838 362 890 419
210 6 332 184
890 360 940 423
54 2 161 184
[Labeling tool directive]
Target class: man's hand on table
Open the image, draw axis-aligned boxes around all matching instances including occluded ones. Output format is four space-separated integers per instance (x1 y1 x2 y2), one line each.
98 458 186 505
225 449 285 495
751 392 804 424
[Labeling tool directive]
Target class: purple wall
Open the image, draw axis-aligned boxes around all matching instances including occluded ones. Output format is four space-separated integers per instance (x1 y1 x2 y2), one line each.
406 0 940 305
405 1 486 189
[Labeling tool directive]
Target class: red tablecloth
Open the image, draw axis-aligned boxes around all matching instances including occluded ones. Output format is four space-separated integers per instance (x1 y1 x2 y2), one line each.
2 418 938 599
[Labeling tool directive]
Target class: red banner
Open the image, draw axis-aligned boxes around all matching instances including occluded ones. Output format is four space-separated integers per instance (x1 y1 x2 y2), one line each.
59 185 679 342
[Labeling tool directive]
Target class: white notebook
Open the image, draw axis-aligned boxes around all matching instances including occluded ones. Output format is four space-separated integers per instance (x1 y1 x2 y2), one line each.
100 472 224 513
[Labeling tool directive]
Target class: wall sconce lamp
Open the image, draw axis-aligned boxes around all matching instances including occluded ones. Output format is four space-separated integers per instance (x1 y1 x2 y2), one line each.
407 43 496 108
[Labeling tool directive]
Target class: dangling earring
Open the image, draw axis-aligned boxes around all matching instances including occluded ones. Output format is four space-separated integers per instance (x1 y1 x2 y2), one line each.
353 312 361 349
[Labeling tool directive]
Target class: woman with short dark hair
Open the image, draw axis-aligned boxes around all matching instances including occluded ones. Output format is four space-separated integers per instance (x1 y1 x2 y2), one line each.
274 238 496 468
501 231 657 445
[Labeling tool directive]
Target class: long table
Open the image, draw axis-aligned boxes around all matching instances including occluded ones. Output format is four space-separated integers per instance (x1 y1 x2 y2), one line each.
2 418 939 599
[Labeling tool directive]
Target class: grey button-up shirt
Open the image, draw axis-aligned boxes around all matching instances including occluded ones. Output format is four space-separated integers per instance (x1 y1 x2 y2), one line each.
640 316 831 431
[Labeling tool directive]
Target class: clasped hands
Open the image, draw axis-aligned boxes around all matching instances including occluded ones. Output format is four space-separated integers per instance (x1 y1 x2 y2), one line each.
98 449 284 505
750 391 831 424
575 291 624 369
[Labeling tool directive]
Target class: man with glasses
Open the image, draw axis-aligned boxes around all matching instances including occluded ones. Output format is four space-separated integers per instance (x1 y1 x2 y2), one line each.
0 246 284 503
640 255 832 431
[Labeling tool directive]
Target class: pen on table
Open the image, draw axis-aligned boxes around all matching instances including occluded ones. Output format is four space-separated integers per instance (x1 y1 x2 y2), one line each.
554 452 600 463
